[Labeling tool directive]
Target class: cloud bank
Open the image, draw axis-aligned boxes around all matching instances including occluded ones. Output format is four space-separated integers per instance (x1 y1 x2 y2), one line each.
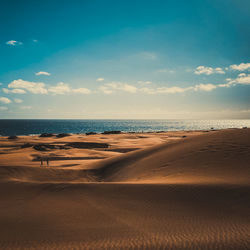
8 79 48 94
194 66 225 75
3 88 26 94
229 63 250 71
2 65 250 98
4 80 91 96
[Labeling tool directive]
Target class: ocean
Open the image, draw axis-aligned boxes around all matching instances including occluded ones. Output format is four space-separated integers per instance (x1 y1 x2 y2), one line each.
0 119 249 136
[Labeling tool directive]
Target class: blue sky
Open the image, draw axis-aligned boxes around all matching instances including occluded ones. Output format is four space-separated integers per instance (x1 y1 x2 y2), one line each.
0 0 250 118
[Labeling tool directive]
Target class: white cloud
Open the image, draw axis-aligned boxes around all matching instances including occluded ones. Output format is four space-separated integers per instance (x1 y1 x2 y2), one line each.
35 71 51 76
33 39 38 42
214 67 225 74
195 66 213 75
194 83 217 91
48 82 71 95
229 63 250 71
141 86 191 94
141 82 233 94
14 98 23 103
3 88 11 94
140 87 157 94
99 86 114 94
8 79 48 94
194 66 225 75
3 88 26 94
156 86 189 94
232 74 250 85
0 97 11 104
48 82 91 95
0 106 8 111
140 81 238 94
6 40 23 46
138 81 152 85
11 88 27 94
5 80 91 96
221 74 250 87
120 84 137 93
100 81 227 95
100 82 137 94
96 78 104 82
72 88 91 94
217 82 232 88
217 74 250 88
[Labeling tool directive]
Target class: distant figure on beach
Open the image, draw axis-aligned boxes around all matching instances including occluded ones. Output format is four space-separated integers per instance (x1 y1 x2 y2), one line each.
46 158 49 167
40 159 43 167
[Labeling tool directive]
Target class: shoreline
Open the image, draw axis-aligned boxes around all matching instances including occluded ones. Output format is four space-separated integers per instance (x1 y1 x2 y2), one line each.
1 126 246 137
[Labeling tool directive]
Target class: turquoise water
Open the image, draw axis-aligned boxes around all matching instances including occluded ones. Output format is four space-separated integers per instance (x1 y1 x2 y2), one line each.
0 119 249 136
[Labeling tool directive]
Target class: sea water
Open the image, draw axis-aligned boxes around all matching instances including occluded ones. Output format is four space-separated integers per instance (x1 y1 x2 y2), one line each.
0 119 249 136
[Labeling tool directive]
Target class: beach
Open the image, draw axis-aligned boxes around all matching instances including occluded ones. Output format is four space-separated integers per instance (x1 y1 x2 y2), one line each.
0 128 250 249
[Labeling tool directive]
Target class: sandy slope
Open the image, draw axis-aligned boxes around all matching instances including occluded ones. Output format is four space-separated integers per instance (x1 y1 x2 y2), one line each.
0 129 249 249
94 128 250 184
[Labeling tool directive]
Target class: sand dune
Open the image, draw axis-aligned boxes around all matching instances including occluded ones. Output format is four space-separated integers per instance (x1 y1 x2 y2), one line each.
0 129 249 249
94 128 250 184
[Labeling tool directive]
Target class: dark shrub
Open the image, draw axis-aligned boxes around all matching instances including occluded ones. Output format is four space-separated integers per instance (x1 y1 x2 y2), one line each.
8 135 18 139
66 142 109 149
86 132 97 135
21 143 33 148
56 133 71 138
39 133 55 137
102 131 121 134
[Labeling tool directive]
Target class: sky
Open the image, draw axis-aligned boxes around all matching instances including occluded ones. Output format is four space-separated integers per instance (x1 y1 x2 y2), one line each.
0 0 250 119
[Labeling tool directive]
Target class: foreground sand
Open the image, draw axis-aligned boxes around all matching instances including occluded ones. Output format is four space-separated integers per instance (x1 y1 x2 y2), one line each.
0 129 249 249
